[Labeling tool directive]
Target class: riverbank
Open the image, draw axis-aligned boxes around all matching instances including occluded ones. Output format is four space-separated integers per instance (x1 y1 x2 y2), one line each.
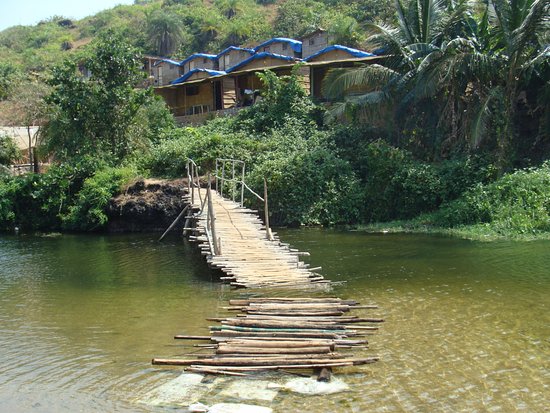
360 221 550 242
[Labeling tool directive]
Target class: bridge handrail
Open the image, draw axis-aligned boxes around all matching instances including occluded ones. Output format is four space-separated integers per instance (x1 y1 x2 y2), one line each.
187 158 274 245
186 158 203 206
215 158 264 206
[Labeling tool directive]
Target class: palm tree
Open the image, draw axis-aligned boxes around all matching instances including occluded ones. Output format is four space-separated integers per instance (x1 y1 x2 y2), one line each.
322 0 467 136
146 10 184 56
411 0 549 161
323 0 549 164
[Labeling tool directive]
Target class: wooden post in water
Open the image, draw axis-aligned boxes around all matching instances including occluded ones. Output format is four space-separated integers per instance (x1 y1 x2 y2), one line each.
264 178 274 241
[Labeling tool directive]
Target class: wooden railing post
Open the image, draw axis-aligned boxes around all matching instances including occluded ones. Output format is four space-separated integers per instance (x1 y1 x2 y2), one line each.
207 176 220 255
264 178 274 241
240 163 245 207
220 161 226 197
231 161 236 202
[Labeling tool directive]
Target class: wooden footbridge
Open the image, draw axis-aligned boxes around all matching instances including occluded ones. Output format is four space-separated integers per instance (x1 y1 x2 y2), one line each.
153 158 383 379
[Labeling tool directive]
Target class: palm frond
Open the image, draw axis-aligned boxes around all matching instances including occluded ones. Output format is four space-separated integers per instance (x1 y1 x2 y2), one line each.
322 65 399 100
395 0 417 43
512 0 549 56
469 86 503 148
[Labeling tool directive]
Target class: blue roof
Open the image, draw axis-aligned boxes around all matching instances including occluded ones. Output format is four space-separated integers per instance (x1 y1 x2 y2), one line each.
153 58 181 67
179 53 218 66
303 45 375 61
170 68 226 84
226 52 300 73
254 38 302 53
217 46 255 58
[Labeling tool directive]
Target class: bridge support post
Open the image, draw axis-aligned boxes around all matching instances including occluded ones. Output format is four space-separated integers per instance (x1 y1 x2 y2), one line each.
264 178 274 241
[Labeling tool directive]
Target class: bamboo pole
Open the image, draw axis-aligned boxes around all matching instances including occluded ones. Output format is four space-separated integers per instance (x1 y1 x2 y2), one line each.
264 178 273 241
158 205 190 241
207 177 219 255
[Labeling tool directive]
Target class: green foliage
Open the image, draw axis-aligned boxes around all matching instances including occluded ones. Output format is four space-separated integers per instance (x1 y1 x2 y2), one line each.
273 0 325 38
0 158 136 231
62 166 136 230
140 125 260 177
0 62 21 100
146 9 185 56
236 68 323 134
42 31 153 163
0 157 101 230
426 163 550 235
0 133 21 166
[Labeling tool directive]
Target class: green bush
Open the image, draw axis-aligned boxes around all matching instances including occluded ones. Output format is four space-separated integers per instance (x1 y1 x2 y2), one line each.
62 166 136 230
428 162 550 234
0 133 21 165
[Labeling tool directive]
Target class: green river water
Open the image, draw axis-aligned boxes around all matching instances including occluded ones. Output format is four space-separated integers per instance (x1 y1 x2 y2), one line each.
0 230 548 412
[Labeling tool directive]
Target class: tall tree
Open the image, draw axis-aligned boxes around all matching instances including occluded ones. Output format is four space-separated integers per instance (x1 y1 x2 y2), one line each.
41 31 149 162
146 9 184 56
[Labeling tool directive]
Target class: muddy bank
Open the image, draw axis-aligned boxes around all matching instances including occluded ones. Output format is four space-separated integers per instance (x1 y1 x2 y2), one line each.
107 178 188 233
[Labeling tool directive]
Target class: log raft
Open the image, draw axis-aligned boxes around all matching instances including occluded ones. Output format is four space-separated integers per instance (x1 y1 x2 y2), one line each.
152 297 383 377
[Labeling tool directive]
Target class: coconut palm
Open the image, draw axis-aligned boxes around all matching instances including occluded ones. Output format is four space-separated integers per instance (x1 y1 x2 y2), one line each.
411 0 549 159
146 9 184 56
323 0 549 163
322 0 468 130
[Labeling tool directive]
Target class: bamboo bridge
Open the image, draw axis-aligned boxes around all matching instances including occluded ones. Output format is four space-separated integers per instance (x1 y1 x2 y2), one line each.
152 158 383 379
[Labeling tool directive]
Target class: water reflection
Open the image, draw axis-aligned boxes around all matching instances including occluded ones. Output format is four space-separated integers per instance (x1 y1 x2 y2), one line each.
0 231 549 412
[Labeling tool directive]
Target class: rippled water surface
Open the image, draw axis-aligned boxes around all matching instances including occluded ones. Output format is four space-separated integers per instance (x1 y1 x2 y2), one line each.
0 231 548 412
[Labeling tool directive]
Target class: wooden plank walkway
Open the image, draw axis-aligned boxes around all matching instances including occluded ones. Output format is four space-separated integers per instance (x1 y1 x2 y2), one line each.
152 297 382 376
186 188 329 288
152 159 382 379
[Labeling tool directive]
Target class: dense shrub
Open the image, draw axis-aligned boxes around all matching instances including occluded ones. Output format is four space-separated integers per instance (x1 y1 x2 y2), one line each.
0 158 136 231
427 163 550 234
62 166 136 230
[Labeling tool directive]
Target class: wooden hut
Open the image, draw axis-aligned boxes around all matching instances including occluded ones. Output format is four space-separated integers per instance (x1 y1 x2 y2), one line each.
180 53 218 75
154 68 237 124
253 38 302 58
300 29 334 59
303 45 380 99
152 59 182 86
217 46 255 72
226 52 304 105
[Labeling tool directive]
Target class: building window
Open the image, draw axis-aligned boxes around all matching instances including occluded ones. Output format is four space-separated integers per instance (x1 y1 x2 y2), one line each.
186 85 199 96
282 43 288 50
263 46 270 52
203 58 208 64
309 38 315 45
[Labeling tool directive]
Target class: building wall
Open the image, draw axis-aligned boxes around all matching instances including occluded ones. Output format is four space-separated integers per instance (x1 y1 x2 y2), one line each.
257 42 299 58
168 83 214 116
307 49 357 63
222 77 237 108
183 57 218 75
236 56 295 72
219 49 253 71
302 31 333 58
153 62 182 86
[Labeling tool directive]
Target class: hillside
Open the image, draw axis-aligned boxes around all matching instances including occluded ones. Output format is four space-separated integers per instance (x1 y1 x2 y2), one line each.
0 0 393 73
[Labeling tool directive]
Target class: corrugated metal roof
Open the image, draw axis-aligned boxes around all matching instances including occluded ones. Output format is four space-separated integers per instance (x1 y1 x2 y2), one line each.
179 53 218 66
254 38 302 53
170 68 227 84
217 46 255 58
226 52 300 73
303 45 375 61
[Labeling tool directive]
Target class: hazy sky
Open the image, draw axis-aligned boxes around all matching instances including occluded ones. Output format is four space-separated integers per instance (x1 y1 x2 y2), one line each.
0 0 135 31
